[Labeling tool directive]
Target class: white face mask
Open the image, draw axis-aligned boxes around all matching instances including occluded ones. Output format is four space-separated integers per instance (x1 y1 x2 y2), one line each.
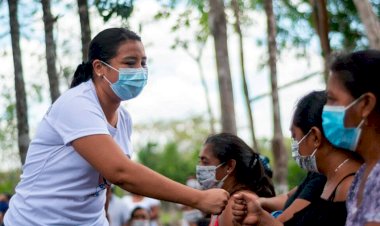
196 162 229 190
131 220 150 226
291 130 319 172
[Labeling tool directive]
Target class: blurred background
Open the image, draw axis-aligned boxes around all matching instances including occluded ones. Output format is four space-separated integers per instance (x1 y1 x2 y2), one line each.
1 0 379 224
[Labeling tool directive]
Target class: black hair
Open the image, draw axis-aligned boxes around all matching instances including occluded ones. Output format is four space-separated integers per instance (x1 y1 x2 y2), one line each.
330 49 380 112
292 91 327 135
205 133 275 197
130 206 149 219
70 28 141 88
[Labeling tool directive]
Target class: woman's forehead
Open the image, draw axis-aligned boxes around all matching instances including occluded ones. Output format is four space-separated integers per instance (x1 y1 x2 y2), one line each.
116 40 146 58
199 144 218 160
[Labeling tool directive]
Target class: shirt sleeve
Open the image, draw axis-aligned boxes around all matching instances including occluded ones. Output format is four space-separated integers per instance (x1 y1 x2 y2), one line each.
296 172 327 202
46 94 109 145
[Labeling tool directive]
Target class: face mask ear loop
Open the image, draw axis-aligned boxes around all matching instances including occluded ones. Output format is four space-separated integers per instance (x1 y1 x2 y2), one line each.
357 118 366 128
101 74 113 86
345 94 365 110
216 162 226 169
298 129 312 145
100 60 119 72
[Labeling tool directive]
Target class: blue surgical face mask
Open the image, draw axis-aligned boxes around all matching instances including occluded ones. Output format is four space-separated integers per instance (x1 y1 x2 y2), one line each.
196 162 228 190
291 130 319 172
101 61 148 101
322 96 365 151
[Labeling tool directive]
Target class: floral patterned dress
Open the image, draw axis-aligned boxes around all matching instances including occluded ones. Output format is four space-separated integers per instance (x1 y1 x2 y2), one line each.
346 161 380 226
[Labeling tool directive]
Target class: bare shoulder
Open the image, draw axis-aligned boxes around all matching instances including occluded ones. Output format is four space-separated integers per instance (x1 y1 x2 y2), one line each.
334 174 356 202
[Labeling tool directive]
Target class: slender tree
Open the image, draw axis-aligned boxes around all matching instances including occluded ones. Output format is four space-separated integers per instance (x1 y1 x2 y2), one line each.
264 0 288 193
41 0 60 102
310 0 331 83
77 0 91 61
208 0 237 134
231 0 259 152
7 0 30 165
184 42 216 134
353 0 380 49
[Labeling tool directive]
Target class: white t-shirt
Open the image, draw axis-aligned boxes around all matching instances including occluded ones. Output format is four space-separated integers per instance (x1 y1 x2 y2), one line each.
122 195 161 226
5 80 133 226
109 195 130 226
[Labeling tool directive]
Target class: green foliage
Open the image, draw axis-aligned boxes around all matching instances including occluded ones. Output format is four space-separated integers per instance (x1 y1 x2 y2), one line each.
138 141 198 184
0 169 20 194
0 74 17 153
94 0 134 22
154 1 209 53
250 0 380 56
135 115 210 184
287 160 307 188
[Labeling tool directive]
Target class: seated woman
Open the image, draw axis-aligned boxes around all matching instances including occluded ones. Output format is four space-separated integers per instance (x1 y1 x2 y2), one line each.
196 133 275 226
232 91 363 226
127 206 150 226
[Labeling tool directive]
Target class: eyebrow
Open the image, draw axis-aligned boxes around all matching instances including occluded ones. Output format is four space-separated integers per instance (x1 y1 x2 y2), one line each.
122 56 147 60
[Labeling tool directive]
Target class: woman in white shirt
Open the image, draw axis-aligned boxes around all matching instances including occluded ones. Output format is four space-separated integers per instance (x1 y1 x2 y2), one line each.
4 28 228 226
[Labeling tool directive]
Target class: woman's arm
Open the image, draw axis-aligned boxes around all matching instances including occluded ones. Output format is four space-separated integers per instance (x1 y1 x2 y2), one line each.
72 134 229 214
258 186 297 212
276 198 310 222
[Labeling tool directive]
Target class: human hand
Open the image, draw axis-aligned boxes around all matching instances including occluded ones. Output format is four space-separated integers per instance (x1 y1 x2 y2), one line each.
231 192 262 226
196 188 229 215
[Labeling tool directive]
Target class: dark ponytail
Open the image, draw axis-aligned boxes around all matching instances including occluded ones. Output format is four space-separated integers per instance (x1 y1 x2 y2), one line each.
70 28 142 88
205 133 276 198
70 62 93 88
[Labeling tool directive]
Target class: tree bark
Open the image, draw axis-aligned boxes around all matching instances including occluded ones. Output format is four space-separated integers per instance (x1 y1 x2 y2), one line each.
310 0 331 84
41 0 60 102
8 0 30 165
353 0 380 49
196 54 216 134
231 0 259 152
264 0 288 193
208 0 237 134
77 0 92 61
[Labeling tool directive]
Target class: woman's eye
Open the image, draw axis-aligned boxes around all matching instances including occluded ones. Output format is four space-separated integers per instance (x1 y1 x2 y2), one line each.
126 62 136 66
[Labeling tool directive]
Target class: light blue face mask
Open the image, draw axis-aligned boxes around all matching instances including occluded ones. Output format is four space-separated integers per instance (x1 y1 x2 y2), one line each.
101 61 148 101
322 97 365 151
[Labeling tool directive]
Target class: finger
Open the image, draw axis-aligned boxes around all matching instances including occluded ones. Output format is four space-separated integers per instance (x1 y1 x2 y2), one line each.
232 209 247 217
234 198 246 205
232 203 247 211
240 192 259 202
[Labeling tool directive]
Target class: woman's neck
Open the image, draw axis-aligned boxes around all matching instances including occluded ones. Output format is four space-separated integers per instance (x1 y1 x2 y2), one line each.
357 128 380 165
93 80 120 126
318 147 355 180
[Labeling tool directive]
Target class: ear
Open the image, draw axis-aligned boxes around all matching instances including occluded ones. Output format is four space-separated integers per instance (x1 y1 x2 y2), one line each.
92 59 105 77
309 126 322 149
360 92 377 119
226 159 236 174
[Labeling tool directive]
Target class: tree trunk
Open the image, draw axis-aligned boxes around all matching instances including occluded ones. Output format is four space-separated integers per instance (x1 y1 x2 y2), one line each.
196 56 216 134
310 0 331 84
8 0 30 165
41 0 60 102
77 0 91 61
208 0 237 134
264 0 288 194
231 0 259 152
353 0 380 49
